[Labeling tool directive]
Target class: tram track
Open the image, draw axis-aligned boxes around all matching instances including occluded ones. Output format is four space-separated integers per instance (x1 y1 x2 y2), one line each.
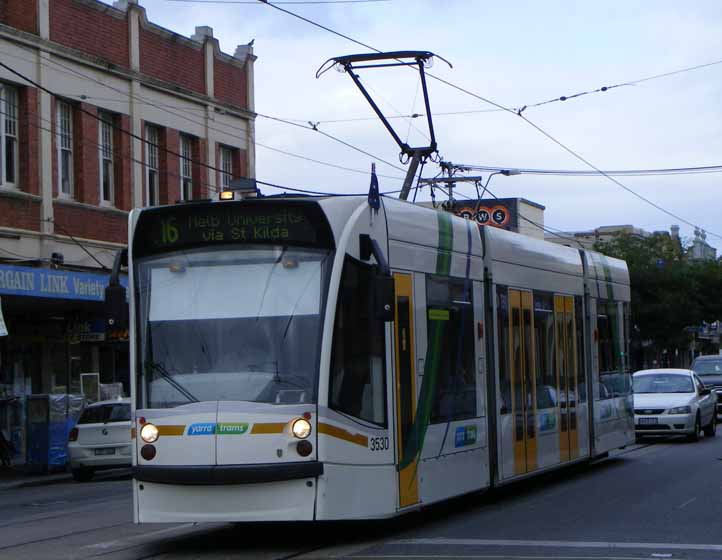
0 520 130 552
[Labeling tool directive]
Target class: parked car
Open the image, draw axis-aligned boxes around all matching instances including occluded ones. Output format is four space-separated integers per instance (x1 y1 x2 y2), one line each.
632 369 716 441
68 398 132 482
691 355 722 422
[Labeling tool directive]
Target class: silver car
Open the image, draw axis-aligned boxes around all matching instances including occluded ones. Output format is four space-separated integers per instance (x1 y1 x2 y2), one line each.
68 398 132 481
633 369 716 441
690 355 722 422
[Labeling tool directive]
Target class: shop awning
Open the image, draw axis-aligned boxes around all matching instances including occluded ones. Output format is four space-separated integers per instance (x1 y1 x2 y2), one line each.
0 264 128 302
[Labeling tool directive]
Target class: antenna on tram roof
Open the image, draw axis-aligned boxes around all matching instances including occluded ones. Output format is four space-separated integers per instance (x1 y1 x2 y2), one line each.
316 51 452 201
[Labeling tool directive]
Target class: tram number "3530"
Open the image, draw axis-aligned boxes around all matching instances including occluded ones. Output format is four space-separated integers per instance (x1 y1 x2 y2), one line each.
369 436 390 451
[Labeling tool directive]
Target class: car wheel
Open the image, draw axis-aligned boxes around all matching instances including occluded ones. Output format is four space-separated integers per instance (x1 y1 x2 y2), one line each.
704 413 717 437
688 414 701 442
71 468 95 482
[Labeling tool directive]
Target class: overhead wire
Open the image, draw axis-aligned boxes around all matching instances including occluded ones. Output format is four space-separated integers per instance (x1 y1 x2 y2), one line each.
317 57 722 122
437 181 586 249
448 163 722 177
257 0 722 240
165 0 389 4
0 102 400 202
4 46 406 178
0 59 233 183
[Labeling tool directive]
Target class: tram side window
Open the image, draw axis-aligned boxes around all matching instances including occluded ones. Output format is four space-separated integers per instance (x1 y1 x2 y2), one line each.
427 275 476 424
623 302 631 373
329 256 387 426
576 297 587 403
497 286 511 415
597 300 627 399
533 293 556 409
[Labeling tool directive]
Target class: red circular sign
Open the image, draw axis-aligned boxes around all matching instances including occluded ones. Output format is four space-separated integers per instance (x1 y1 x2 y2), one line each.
456 207 476 220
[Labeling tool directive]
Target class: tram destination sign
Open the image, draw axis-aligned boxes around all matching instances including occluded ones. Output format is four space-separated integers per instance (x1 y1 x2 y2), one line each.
133 201 334 256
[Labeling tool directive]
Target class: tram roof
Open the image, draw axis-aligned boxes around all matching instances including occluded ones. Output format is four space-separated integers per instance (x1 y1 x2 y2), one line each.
481 225 585 279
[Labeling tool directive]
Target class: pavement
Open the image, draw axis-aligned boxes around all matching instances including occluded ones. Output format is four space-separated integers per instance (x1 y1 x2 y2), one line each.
0 468 71 490
1 436 721 559
0 467 131 490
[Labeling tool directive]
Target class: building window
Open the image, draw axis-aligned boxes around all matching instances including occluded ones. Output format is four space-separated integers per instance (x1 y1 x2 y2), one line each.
57 100 73 197
219 145 233 189
0 85 18 188
180 134 193 201
99 112 114 204
145 124 159 206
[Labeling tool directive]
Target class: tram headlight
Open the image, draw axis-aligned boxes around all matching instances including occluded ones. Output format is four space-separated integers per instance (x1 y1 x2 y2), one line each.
291 418 311 439
140 423 160 443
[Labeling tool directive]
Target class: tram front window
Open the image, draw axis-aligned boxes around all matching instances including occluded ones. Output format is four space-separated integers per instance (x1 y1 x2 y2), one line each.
135 246 332 408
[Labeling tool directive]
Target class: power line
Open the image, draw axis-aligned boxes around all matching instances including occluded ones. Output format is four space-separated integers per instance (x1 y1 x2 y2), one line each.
450 163 722 177
0 102 400 203
317 57 722 121
4 47 405 179
0 60 232 181
45 219 110 270
517 57 722 114
255 111 407 172
442 182 586 250
257 0 722 240
4 47 406 182
516 113 722 240
166 0 388 4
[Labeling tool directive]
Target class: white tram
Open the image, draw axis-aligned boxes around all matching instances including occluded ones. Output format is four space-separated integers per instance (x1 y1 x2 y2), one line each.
120 194 633 522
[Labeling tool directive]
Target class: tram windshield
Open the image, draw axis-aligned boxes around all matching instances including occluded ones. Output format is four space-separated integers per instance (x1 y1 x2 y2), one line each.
135 245 332 408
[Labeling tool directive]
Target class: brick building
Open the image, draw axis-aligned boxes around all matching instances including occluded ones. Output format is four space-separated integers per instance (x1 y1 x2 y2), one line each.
0 0 255 468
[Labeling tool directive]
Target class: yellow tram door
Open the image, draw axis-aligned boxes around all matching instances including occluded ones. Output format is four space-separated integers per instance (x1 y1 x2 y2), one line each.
510 289 537 475
393 273 419 508
555 295 579 462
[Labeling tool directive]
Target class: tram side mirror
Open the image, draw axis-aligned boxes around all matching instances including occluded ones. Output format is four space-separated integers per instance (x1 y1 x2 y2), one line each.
104 248 128 333
373 274 395 322
104 284 128 331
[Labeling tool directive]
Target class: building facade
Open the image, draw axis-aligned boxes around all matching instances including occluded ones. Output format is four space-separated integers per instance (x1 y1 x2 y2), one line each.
544 224 650 250
688 229 717 261
0 0 255 468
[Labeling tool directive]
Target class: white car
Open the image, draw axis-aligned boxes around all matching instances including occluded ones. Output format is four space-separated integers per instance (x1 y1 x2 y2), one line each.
633 369 716 441
68 398 132 481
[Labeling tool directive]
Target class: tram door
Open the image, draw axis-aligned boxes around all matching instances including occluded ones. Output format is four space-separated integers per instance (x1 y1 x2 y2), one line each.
509 289 537 475
554 295 579 461
393 273 419 508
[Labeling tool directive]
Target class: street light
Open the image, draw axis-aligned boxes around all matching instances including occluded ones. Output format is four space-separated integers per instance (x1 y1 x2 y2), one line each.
474 170 522 216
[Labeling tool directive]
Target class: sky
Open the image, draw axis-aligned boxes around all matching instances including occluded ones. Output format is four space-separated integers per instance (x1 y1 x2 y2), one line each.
129 0 722 248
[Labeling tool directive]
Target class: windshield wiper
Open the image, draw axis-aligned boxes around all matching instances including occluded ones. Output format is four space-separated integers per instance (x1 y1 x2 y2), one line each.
146 361 199 403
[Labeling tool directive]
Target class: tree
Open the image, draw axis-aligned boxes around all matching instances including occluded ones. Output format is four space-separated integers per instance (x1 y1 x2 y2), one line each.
594 232 722 368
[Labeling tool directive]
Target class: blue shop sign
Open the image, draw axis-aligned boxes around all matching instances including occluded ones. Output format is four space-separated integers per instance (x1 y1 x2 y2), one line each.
0 264 128 301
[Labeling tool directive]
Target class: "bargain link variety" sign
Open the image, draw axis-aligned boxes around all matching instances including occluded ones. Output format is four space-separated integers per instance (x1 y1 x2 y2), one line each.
0 264 128 301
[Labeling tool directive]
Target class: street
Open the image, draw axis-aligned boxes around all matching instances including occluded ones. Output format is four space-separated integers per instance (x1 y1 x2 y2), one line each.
1 435 721 560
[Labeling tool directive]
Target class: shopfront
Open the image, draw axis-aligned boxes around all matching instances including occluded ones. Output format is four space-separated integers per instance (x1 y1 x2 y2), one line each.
0 264 128 468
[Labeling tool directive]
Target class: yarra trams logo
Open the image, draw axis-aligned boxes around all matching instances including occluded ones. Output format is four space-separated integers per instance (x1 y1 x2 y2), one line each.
187 423 250 436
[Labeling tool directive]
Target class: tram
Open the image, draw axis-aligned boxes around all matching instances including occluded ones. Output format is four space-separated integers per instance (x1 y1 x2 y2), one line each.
113 193 633 522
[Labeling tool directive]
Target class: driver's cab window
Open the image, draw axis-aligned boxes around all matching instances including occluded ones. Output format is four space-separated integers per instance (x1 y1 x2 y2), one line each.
329 256 387 426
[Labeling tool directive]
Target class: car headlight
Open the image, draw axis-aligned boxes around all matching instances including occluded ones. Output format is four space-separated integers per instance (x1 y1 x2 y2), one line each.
291 418 311 439
140 423 159 443
668 406 692 414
